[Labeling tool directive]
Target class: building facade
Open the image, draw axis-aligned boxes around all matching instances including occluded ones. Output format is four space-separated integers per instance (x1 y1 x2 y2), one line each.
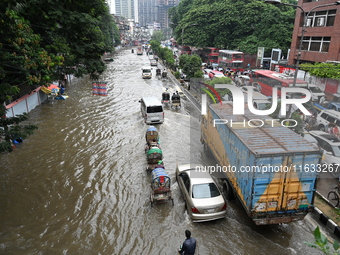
114 0 138 22
288 0 340 65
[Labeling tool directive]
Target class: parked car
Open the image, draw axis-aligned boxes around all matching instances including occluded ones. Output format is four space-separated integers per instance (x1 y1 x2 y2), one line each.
308 130 340 178
176 164 227 222
316 110 340 131
150 59 157 66
209 70 225 79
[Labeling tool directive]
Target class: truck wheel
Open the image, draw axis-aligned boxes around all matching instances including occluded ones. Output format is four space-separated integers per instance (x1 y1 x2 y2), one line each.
223 181 235 201
318 124 325 131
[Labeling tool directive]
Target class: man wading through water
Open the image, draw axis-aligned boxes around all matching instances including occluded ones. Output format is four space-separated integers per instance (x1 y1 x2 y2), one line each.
178 230 197 255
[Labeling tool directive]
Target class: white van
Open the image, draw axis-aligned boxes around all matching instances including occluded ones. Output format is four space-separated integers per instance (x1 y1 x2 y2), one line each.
142 66 152 79
139 97 164 124
316 110 340 131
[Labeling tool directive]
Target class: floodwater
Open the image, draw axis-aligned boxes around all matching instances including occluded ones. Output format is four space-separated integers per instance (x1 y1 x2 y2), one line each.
0 48 322 255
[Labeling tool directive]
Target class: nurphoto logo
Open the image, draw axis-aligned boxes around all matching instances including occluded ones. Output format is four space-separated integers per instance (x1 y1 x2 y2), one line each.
201 84 312 128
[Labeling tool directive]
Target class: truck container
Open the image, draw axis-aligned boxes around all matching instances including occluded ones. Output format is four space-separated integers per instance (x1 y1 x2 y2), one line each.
200 103 322 225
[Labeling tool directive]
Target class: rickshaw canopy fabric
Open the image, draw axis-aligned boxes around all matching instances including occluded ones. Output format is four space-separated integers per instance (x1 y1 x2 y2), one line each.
147 147 162 155
151 168 170 181
146 126 157 132
162 92 170 100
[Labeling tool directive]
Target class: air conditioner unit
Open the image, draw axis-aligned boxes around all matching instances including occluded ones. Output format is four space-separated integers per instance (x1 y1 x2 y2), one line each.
317 17 325 26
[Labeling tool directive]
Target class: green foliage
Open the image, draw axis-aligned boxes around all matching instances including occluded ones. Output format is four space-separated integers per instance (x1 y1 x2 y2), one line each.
174 71 181 79
0 105 38 152
305 227 340 255
0 0 118 152
204 77 232 98
151 30 165 43
169 0 295 54
179 54 202 79
300 63 340 79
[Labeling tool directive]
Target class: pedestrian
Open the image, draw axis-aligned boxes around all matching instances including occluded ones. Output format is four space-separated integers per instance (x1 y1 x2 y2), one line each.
334 124 340 138
178 230 196 255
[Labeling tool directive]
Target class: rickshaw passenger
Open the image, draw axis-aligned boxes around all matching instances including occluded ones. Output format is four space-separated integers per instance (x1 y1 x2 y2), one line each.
172 93 180 101
155 160 165 169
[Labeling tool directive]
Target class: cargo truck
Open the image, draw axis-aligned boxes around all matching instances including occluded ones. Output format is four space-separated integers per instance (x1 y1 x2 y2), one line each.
200 103 322 225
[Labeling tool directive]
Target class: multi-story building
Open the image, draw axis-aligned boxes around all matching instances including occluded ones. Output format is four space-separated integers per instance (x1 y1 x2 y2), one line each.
157 0 178 29
114 0 138 22
288 0 340 65
138 0 158 28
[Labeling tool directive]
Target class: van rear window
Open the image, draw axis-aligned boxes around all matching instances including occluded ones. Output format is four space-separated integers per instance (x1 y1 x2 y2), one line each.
147 106 163 113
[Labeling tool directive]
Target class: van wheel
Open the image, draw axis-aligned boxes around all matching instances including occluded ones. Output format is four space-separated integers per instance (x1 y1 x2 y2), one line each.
318 124 325 131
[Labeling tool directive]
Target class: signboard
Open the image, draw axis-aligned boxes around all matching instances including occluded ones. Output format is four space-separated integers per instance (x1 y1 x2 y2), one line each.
257 47 264 60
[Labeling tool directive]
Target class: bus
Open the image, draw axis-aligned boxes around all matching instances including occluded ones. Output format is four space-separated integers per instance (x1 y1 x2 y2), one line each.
178 46 191 56
218 50 244 72
249 69 308 97
201 47 220 64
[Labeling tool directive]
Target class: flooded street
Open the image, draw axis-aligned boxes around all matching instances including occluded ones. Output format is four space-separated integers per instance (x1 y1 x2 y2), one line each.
0 48 322 254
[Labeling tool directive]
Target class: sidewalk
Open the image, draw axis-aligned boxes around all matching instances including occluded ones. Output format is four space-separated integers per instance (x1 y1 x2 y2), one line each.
313 172 340 238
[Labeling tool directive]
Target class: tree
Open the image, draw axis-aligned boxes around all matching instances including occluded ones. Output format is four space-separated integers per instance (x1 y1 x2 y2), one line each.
169 0 295 54
151 30 165 43
179 54 202 79
300 63 340 79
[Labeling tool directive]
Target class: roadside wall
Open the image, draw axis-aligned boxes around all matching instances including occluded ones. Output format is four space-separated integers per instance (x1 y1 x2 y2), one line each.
5 87 48 118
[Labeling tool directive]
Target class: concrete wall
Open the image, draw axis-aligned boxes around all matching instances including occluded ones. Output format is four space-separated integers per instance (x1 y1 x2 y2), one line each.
5 87 48 118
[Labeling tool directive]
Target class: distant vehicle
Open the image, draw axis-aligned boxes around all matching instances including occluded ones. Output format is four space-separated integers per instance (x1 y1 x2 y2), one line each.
176 164 227 222
315 93 340 112
139 96 164 125
218 50 244 72
250 70 308 97
201 47 220 64
178 45 191 56
208 70 225 79
150 59 157 66
141 66 152 79
316 110 340 131
308 130 340 178
137 46 143 55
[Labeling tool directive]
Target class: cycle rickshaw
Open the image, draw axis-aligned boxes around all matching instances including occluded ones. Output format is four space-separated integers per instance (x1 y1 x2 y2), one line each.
161 90 171 106
145 126 160 153
146 147 163 171
150 167 174 206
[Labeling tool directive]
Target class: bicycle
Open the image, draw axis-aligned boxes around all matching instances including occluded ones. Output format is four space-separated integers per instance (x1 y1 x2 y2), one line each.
327 186 340 207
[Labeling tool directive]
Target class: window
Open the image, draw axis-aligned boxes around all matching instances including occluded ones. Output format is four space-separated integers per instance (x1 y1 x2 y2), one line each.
192 183 220 198
301 37 331 52
305 9 336 27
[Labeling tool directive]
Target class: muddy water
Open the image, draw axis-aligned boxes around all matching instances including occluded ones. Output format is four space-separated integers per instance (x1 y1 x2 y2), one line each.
0 48 322 254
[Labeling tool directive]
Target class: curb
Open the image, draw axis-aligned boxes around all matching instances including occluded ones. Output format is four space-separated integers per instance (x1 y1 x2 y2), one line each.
313 191 340 239
312 206 340 238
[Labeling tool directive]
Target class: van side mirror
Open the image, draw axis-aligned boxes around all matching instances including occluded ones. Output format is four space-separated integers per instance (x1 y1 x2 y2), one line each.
138 99 142 103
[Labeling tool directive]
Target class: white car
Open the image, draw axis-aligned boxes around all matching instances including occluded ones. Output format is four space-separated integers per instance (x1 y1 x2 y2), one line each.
150 59 157 66
176 164 227 222
308 130 340 178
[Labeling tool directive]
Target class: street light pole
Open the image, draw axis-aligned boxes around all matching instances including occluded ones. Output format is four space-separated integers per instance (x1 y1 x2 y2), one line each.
265 0 340 118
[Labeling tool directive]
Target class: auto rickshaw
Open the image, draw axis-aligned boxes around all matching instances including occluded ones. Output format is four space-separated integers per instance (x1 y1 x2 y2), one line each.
146 147 163 171
161 90 171 105
150 167 174 206
156 68 161 76
162 70 167 78
171 92 181 109
145 126 160 153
